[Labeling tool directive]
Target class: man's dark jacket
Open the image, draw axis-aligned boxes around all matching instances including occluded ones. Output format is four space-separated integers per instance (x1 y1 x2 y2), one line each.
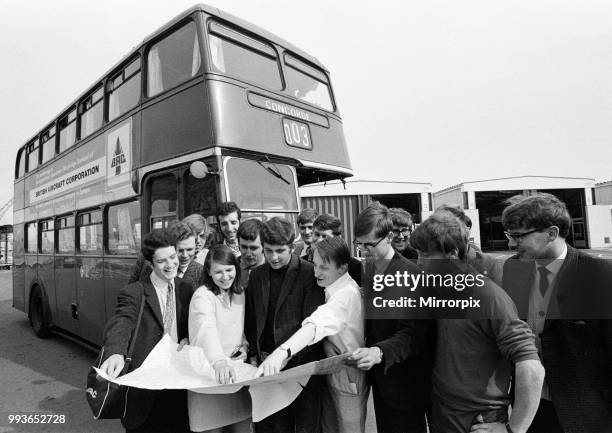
245 254 324 368
364 252 433 412
102 278 193 430
502 245 612 432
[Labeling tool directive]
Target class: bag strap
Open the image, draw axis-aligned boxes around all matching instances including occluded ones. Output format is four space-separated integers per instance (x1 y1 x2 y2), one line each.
124 287 146 367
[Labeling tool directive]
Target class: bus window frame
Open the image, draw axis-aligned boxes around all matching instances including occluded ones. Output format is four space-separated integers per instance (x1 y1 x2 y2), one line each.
204 19 284 90
76 208 103 255
106 55 142 123
222 156 300 213
144 18 203 99
40 122 57 166
26 138 40 173
56 213 76 255
58 107 77 153
39 218 55 254
25 221 38 254
78 84 105 141
106 199 141 256
283 52 335 112
143 170 182 233
15 147 26 179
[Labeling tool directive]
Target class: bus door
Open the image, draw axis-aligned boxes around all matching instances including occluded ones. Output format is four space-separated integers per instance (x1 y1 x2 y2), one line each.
54 215 80 335
75 210 105 345
144 172 180 232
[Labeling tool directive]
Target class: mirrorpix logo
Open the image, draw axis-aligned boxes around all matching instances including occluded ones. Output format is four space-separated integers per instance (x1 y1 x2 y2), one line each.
111 137 127 175
86 387 98 399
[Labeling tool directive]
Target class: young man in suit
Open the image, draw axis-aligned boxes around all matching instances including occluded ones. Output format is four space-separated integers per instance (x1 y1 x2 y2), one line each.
502 193 612 433
237 218 266 290
244 217 324 433
293 208 318 259
348 202 432 433
170 221 205 292
101 229 193 433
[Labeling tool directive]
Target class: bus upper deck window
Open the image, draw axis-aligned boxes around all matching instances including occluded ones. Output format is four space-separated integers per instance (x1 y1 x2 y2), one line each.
108 57 142 121
147 21 201 97
284 54 334 112
80 86 104 139
41 125 56 164
27 139 39 172
208 22 281 90
59 109 77 152
16 149 25 178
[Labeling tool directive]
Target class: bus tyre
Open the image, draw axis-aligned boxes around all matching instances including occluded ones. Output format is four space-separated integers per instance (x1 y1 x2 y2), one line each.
29 286 51 338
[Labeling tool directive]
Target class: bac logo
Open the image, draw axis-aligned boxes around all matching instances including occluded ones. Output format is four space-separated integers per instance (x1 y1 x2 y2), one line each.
86 388 98 399
107 120 131 186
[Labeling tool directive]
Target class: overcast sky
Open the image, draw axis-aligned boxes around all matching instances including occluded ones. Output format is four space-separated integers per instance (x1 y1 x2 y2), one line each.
2 0 612 210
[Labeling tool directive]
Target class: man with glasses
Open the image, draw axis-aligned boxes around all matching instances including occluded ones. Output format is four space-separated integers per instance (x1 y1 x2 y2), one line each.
502 193 612 433
348 202 432 433
389 208 418 260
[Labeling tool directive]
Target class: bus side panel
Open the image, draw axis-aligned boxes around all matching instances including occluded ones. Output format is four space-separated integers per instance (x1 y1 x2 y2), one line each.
140 82 213 167
76 256 106 345
12 223 25 312
54 256 79 335
103 258 137 327
24 254 38 308
37 254 55 318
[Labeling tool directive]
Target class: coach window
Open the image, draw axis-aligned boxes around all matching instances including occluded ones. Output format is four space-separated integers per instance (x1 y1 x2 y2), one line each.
41 125 56 164
147 21 201 97
150 174 177 229
107 201 141 255
26 222 37 253
58 108 77 152
78 210 103 254
284 54 333 111
108 57 142 121
40 219 54 254
79 86 104 139
208 22 281 90
16 148 26 178
27 139 39 172
57 215 75 254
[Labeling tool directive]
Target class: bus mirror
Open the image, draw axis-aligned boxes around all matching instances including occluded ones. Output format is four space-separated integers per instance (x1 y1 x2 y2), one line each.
190 161 211 179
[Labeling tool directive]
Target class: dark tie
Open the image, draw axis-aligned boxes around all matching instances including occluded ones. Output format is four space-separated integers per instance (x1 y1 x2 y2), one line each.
163 283 175 334
537 266 550 297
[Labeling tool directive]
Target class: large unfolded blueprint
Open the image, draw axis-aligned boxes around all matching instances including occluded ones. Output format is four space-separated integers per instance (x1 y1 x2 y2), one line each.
94 335 349 421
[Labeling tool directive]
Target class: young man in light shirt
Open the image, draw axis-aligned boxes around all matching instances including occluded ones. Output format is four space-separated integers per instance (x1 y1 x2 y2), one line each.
216 201 241 256
258 236 368 433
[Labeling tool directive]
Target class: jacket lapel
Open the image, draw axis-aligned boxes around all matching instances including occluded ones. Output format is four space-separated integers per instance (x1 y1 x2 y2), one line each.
274 254 300 317
258 266 271 334
547 244 575 320
144 280 164 328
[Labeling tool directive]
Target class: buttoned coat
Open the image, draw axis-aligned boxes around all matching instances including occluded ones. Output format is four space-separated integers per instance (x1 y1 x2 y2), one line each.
245 254 324 368
102 279 193 430
502 245 612 432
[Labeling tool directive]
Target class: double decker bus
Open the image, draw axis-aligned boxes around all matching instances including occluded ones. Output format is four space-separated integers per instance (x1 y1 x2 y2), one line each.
13 4 352 347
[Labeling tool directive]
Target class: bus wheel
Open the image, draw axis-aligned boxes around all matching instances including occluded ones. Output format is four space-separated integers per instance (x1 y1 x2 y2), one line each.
29 286 51 338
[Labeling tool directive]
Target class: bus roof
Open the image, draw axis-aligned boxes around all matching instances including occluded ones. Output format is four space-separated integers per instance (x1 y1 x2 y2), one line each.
17 3 329 152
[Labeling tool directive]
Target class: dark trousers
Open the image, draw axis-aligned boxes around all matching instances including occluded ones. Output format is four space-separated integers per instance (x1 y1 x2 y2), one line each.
372 385 427 433
126 389 190 433
527 399 564 433
255 375 323 433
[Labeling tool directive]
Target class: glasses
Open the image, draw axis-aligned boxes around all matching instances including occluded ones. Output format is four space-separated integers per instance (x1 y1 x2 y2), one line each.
392 228 412 238
504 229 539 241
353 237 385 250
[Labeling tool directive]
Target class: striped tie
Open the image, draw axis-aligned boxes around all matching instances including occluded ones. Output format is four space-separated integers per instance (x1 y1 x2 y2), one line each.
163 283 174 334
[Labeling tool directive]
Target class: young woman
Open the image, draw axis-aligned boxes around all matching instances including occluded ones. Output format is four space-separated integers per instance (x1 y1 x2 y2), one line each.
257 236 368 433
188 245 251 433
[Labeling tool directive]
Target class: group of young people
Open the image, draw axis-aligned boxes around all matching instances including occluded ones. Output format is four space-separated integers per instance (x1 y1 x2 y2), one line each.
99 194 612 433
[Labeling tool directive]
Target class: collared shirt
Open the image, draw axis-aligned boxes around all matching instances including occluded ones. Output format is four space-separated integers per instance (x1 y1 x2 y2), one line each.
150 271 178 342
194 248 209 266
239 255 264 290
528 242 567 400
374 246 396 274
302 272 365 354
177 263 189 279
225 240 241 257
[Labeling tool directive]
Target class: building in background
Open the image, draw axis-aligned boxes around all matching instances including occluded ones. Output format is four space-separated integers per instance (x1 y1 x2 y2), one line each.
300 179 432 254
434 176 611 251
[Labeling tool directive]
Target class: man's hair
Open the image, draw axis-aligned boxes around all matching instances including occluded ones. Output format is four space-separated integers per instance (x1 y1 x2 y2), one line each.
141 229 175 262
313 236 351 268
167 221 195 245
203 244 243 296
237 218 264 242
216 201 241 223
435 204 472 229
410 211 469 259
354 202 393 238
182 214 208 234
501 193 571 238
262 217 295 246
297 208 319 225
313 214 342 236
389 208 413 227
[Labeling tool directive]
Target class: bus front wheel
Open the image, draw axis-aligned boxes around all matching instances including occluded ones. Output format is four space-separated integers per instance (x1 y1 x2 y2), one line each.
29 286 51 338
